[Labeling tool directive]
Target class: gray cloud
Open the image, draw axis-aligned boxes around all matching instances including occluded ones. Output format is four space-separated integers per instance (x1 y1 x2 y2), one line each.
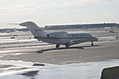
0 0 46 15
0 0 116 16
52 0 117 7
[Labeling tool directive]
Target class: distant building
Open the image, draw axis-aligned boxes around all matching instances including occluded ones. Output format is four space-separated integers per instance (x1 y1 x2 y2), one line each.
45 23 119 30
0 23 119 33
0 28 28 33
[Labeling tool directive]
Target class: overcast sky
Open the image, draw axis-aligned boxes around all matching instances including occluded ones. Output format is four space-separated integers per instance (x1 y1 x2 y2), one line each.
0 0 119 28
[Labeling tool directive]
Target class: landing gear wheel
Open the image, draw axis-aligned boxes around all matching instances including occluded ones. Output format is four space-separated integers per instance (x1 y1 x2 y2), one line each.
65 44 70 48
91 41 94 46
56 44 60 48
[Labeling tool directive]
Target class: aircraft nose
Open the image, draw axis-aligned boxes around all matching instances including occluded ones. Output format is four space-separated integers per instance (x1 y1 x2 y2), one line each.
94 37 98 41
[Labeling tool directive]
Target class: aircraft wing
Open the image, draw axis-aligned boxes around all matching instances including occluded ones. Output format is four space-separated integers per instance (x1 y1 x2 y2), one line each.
67 39 82 45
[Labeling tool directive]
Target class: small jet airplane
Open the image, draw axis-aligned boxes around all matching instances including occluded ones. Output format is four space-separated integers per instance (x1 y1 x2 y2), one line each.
19 21 98 48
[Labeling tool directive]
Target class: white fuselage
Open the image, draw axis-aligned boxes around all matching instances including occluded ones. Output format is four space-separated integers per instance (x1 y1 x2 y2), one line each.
35 32 98 45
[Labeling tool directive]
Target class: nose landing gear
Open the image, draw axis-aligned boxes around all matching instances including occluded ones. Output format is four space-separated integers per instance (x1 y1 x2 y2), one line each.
91 41 94 46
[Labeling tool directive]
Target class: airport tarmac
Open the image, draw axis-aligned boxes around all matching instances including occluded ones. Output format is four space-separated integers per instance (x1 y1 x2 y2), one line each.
0 28 119 79
1 40 119 65
0 28 119 64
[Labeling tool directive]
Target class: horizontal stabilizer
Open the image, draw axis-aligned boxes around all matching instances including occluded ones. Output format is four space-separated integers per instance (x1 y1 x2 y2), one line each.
19 21 47 37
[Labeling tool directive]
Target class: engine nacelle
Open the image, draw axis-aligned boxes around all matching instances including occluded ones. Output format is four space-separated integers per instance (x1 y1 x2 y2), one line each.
47 31 68 37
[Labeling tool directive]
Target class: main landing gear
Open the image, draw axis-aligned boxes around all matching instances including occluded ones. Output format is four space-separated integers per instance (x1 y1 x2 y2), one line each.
91 41 94 46
56 44 60 48
55 44 70 48
65 44 70 48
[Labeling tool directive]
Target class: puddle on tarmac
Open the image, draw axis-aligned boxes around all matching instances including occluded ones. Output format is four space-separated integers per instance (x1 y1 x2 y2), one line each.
0 59 118 79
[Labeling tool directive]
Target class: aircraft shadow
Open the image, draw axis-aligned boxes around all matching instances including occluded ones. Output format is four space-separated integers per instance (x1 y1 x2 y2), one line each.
18 70 39 79
35 45 100 54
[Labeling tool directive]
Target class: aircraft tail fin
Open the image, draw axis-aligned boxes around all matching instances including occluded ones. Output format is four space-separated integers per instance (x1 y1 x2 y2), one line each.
19 21 47 37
